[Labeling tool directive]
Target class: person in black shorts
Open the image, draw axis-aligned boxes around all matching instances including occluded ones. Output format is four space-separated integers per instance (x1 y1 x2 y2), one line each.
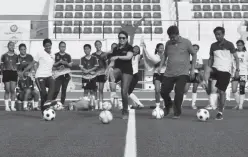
53 41 73 105
79 44 99 109
109 31 134 120
22 39 57 114
92 40 108 110
1 41 18 111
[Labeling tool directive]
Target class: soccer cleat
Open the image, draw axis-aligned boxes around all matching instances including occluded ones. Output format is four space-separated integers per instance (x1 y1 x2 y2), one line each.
43 100 57 110
215 112 223 120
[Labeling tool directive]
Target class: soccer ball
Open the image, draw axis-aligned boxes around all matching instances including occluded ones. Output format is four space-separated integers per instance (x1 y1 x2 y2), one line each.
196 109 210 121
152 108 164 119
43 108 56 121
53 101 64 111
99 110 113 124
102 101 112 110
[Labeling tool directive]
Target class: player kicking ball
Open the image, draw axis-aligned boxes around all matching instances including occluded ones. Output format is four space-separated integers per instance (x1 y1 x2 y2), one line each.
17 72 40 110
202 27 240 120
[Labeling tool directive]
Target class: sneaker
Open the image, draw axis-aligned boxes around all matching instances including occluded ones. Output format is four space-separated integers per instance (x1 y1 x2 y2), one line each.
122 112 129 120
239 106 243 110
192 105 197 110
232 105 239 110
5 107 11 111
215 112 223 120
11 107 17 111
44 100 57 109
172 116 180 119
205 105 213 110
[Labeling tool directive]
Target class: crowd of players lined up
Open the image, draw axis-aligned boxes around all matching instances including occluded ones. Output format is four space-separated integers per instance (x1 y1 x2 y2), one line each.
0 25 246 120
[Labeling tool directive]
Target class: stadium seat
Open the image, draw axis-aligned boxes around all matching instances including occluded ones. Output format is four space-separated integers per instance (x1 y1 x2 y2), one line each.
75 5 83 11
94 27 102 33
154 27 163 34
192 0 201 3
73 27 82 33
193 5 201 11
85 12 93 18
104 12 112 18
233 12 242 18
143 0 151 2
242 5 248 11
74 21 82 26
133 0 141 3
123 0 132 2
212 5 221 11
75 0 83 2
94 21 103 26
114 12 122 18
243 12 248 18
94 12 103 18
56 0 65 3
203 5 211 11
204 12 213 18
114 0 122 3
214 12 222 18
124 21 132 25
103 27 112 33
194 12 202 18
133 13 142 18
240 0 248 3
85 0 93 2
65 12 73 18
153 12 161 18
135 27 142 34
104 5 112 11
114 5 122 11
95 5 103 11
65 5 73 11
133 5 141 11
124 13 132 18
54 21 63 26
84 27 92 33
95 0 103 2
223 12 232 18
55 12 63 18
104 0 112 2
221 0 229 3
64 21 73 26
63 27 72 33
154 21 162 26
124 5 132 11
222 5 231 11
232 5 241 11
152 0 160 3
114 21 122 26
143 5 151 11
144 27 152 33
55 5 64 11
66 0 74 3
153 5 161 11
103 21 112 26
54 27 62 33
84 21 92 26
202 0 210 3
144 12 151 18
114 27 121 33
231 0 239 2
75 12 83 18
144 20 152 26
85 5 93 11
211 0 220 2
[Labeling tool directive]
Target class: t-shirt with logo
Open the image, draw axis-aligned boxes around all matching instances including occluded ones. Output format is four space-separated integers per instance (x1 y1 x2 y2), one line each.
210 39 235 74
92 51 107 75
232 51 248 75
1 53 18 71
17 54 34 72
112 44 133 73
54 52 72 77
34 51 55 78
80 55 99 79
18 76 34 91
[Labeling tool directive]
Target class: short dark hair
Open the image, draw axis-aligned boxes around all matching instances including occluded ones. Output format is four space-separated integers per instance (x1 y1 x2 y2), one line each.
192 44 199 49
118 31 128 38
213 27 225 34
59 41 66 47
95 40 102 45
84 44 91 49
19 43 26 50
43 38 52 46
167 25 179 36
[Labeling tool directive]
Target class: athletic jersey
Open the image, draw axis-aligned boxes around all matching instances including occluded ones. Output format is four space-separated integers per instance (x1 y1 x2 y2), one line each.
34 51 55 78
154 52 166 74
132 54 141 74
1 53 18 71
92 51 107 75
54 52 72 76
17 54 33 72
18 76 34 91
210 39 235 73
80 55 99 79
190 54 203 73
232 51 248 75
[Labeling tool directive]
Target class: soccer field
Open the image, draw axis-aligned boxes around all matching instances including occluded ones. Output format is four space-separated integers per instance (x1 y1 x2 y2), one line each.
0 100 248 157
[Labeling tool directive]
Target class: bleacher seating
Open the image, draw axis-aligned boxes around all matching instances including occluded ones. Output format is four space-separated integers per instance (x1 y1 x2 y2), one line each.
52 0 164 38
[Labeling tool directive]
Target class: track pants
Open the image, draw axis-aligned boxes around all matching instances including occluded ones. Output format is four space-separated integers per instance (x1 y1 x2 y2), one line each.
53 74 71 104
